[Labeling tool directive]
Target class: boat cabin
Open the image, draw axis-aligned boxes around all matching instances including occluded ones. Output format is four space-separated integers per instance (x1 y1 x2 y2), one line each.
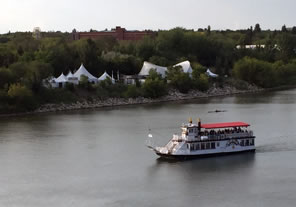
178 119 253 142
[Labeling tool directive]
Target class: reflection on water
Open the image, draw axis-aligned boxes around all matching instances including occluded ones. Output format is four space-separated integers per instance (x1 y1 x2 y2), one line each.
0 89 296 207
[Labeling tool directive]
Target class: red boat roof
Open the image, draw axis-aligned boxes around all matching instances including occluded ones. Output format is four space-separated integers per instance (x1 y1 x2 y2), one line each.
201 122 250 129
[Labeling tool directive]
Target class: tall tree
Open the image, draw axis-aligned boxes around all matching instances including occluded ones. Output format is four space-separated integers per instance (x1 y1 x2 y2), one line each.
254 23 261 33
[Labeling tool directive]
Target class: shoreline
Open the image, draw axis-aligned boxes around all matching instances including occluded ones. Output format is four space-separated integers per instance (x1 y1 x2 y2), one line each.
0 85 266 118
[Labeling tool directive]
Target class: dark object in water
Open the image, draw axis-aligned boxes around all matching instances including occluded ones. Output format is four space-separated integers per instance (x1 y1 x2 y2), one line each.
208 110 227 113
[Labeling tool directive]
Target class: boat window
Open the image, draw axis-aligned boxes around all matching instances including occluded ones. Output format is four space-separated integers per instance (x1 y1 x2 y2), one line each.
211 142 216 149
189 129 193 133
217 142 220 147
250 139 254 146
201 143 205 150
246 139 250 146
206 143 211 149
240 140 245 146
196 143 200 150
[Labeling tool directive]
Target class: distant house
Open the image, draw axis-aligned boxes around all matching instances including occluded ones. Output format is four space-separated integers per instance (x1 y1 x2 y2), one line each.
122 75 138 85
72 26 155 41
236 44 265 49
236 44 279 50
32 27 42 40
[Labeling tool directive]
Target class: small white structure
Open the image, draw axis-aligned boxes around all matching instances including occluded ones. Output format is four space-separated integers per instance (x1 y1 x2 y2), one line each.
236 45 265 49
138 61 167 78
98 71 115 83
32 27 42 40
173 60 193 76
73 64 98 83
206 69 219 78
43 76 57 88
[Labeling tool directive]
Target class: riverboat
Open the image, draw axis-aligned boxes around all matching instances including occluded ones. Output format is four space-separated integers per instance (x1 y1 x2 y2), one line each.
147 119 255 159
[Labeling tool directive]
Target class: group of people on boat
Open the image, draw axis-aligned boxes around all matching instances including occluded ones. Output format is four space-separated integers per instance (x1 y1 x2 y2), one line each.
200 127 249 137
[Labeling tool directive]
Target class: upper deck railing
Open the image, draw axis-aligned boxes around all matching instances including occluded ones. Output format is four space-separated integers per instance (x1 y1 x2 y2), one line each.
172 131 254 142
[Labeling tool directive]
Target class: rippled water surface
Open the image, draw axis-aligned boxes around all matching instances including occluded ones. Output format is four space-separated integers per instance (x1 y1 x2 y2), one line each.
1 89 296 207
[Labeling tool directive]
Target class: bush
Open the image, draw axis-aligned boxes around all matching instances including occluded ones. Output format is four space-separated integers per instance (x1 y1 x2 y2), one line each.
233 57 276 88
166 66 193 93
142 70 167 98
7 83 37 111
124 85 142 98
193 73 210 91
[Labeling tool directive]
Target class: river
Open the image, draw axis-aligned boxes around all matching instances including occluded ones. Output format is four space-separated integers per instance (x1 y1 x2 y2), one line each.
0 89 296 207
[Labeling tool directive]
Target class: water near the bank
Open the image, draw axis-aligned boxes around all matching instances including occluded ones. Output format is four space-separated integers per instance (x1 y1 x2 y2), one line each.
1 89 296 207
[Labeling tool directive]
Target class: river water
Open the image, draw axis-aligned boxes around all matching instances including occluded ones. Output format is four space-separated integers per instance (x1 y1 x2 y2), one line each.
0 89 296 207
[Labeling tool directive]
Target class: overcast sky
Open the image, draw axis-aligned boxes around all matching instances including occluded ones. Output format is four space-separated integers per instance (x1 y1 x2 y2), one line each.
1 0 295 33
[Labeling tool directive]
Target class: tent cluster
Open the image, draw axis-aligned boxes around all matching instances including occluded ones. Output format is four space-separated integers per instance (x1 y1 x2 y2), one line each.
138 60 193 79
44 61 218 88
45 64 115 88
137 60 218 81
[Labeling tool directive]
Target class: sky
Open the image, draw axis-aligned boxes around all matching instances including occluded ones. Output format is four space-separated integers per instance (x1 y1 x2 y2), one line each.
1 0 296 34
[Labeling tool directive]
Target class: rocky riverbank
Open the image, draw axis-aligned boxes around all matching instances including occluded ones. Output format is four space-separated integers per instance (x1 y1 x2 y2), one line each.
32 84 262 114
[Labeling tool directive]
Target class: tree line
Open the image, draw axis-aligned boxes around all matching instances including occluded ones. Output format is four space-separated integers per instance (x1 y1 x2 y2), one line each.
1 24 296 112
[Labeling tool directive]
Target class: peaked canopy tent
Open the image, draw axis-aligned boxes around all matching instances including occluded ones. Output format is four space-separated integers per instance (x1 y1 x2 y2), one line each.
54 73 68 88
55 73 68 83
138 61 167 78
173 60 193 75
66 71 79 85
98 71 115 83
206 69 219 78
73 64 98 83
66 71 74 78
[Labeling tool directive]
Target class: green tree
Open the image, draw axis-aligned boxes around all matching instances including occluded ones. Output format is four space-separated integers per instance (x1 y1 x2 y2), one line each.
25 61 53 93
233 57 275 87
142 70 167 98
254 23 261 33
0 67 15 88
281 25 287 32
166 65 192 93
7 83 36 111
191 63 209 91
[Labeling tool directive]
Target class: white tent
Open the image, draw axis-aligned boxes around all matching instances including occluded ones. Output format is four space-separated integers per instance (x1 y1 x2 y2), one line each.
55 73 68 83
66 71 74 78
138 61 167 78
98 71 115 83
206 69 219 78
66 71 79 85
73 63 98 83
54 73 68 88
174 60 193 76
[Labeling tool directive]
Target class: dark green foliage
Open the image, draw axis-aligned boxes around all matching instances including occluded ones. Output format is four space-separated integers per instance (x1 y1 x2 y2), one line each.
124 85 142 98
233 57 296 88
1 27 296 113
142 70 167 98
166 66 193 93
233 57 275 87
7 83 37 111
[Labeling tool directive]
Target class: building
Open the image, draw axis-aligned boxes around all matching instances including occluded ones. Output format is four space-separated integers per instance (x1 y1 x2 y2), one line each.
32 27 42 40
72 26 155 41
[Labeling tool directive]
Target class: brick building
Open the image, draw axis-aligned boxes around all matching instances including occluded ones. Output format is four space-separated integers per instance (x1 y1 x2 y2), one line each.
72 26 155 41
